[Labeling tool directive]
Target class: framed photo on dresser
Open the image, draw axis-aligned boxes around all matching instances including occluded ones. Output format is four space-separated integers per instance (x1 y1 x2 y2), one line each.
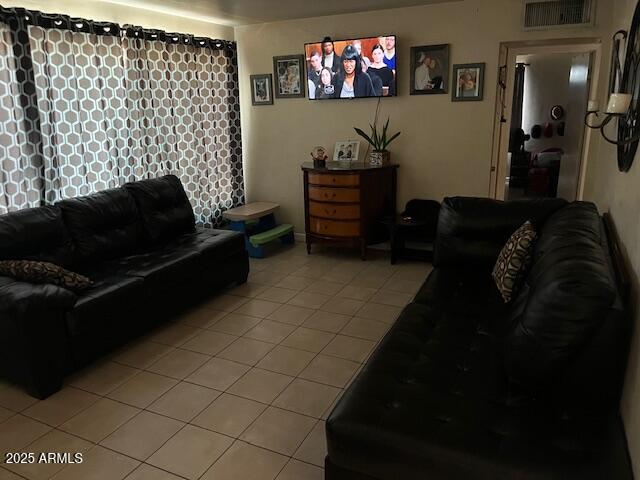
333 140 360 162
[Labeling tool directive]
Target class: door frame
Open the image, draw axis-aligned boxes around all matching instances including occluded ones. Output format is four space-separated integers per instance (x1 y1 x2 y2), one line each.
488 38 602 200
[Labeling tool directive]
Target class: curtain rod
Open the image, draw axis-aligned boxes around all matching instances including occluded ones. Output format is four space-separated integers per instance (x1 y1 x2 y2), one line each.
0 6 236 51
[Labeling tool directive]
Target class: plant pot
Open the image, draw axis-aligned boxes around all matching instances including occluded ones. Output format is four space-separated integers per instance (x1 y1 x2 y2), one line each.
369 150 390 166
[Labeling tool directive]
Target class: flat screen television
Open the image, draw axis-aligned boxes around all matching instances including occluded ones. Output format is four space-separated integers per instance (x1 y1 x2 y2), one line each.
304 35 396 100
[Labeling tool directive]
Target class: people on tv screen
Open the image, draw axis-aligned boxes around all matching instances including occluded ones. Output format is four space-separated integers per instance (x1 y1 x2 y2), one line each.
321 37 340 75
334 45 375 98
368 44 395 96
383 36 396 73
305 36 396 100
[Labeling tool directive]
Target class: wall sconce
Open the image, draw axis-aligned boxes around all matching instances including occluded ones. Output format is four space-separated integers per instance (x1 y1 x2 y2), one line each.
584 92 633 143
584 30 630 141
584 10 640 172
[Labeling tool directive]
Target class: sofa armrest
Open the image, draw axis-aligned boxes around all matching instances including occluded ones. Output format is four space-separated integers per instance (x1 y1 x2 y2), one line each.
0 276 77 398
433 197 567 270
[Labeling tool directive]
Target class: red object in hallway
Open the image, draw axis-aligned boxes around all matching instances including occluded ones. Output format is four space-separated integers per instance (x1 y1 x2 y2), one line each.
527 147 563 197
543 122 554 137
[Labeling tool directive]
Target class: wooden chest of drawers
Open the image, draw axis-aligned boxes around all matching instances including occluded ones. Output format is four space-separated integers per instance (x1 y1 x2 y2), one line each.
302 162 398 259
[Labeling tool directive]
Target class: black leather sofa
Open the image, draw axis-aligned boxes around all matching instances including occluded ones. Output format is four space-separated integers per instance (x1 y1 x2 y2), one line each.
0 175 248 399
326 197 633 480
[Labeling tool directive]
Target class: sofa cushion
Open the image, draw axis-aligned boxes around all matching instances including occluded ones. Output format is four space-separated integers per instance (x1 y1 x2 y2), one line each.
66 273 145 336
413 267 507 323
434 197 566 270
57 188 144 261
492 221 536 303
124 175 195 242
0 205 76 267
165 228 245 266
0 260 92 291
326 293 510 480
327 265 624 480
99 246 200 292
505 202 616 393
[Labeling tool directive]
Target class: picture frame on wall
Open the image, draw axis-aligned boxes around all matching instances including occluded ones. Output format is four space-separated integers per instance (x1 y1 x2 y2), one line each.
273 54 306 98
333 140 360 162
452 63 485 102
250 74 273 105
410 44 450 95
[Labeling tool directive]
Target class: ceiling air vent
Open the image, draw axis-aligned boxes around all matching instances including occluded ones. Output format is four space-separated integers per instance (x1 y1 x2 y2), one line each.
523 0 596 30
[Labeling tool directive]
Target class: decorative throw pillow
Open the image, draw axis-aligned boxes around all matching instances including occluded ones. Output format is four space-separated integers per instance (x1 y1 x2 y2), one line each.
0 260 92 291
492 221 537 303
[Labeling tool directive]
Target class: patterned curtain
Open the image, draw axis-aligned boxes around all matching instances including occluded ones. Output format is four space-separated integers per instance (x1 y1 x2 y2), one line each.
0 11 243 226
0 19 43 213
29 26 128 202
123 38 244 226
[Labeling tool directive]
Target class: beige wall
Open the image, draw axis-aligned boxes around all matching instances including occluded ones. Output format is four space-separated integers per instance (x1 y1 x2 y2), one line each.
235 0 609 232
583 0 640 476
3 0 234 39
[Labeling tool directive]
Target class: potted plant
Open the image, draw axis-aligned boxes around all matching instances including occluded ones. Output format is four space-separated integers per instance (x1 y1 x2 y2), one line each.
354 118 401 166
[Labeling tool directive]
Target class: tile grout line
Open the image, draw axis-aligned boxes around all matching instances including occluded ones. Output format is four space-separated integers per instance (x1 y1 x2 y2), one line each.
1 250 426 479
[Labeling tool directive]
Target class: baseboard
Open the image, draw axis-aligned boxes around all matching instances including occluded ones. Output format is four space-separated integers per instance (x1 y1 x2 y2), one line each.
294 232 306 243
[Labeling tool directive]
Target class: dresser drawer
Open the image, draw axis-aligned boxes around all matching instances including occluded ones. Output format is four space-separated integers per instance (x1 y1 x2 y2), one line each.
309 202 360 220
310 217 360 237
308 173 360 187
309 186 360 203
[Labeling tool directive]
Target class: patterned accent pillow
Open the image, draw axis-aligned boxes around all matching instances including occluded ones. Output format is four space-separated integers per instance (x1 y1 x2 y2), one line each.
492 221 537 303
0 260 92 291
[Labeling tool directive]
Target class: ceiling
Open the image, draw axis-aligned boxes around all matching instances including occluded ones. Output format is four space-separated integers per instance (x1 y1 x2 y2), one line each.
99 0 460 26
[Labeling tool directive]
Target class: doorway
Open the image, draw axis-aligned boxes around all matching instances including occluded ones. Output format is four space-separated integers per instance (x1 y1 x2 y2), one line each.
489 39 602 201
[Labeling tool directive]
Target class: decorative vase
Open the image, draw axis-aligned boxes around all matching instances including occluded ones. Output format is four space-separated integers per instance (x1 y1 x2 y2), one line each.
369 150 390 166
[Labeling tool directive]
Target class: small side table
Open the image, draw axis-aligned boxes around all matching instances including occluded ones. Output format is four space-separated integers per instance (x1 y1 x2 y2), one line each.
381 215 434 264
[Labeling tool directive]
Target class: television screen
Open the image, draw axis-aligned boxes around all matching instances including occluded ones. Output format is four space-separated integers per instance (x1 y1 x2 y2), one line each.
304 35 396 100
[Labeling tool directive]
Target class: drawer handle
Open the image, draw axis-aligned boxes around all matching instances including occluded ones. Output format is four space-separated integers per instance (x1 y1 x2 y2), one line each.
324 208 337 215
324 192 336 199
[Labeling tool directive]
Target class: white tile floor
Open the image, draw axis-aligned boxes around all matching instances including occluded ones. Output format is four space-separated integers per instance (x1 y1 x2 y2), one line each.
0 242 432 480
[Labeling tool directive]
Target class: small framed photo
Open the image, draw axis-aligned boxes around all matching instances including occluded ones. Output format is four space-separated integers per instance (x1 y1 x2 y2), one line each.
333 140 360 162
410 44 450 95
273 54 305 98
452 63 485 102
250 74 273 105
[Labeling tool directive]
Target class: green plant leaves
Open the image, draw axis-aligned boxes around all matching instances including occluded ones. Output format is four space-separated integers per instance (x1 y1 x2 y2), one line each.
383 131 401 149
354 127 374 146
353 117 400 151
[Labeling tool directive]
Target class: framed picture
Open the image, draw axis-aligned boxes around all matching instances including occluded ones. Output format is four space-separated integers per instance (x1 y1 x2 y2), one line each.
250 74 273 105
273 54 305 98
410 44 449 95
333 140 360 162
452 63 485 101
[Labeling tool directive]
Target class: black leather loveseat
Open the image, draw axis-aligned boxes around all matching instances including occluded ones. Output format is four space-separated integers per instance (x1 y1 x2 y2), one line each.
326 197 633 480
0 175 248 399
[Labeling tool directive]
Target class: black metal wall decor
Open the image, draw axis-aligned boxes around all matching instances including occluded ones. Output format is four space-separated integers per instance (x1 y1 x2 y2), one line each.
584 0 640 172
617 1 640 171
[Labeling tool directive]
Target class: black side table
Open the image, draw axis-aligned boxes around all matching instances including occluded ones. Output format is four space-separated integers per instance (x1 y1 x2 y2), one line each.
381 215 434 264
